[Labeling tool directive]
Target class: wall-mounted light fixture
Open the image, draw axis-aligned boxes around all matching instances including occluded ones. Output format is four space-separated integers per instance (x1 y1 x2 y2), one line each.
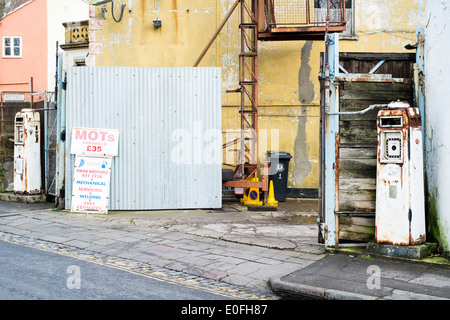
153 18 162 28
153 0 162 29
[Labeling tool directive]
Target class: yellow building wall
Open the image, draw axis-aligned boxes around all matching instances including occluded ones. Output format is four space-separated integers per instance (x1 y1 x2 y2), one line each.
89 0 420 192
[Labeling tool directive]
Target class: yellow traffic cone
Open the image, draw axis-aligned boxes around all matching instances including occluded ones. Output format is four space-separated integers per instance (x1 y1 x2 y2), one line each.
265 180 278 207
244 178 263 206
240 188 249 203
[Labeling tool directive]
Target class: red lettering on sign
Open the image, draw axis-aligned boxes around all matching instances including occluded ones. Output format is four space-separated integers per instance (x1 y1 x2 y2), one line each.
75 129 116 142
87 146 102 152
71 128 118 156
99 131 108 141
75 130 87 140
88 131 98 140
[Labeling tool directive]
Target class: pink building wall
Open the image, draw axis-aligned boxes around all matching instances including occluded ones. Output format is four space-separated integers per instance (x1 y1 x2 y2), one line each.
0 0 48 93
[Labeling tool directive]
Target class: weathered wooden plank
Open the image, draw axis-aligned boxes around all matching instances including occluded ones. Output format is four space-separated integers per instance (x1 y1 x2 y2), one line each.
340 178 376 190
339 135 377 146
340 82 413 101
339 122 378 145
339 230 375 242
341 216 376 226
339 52 416 61
341 223 375 235
340 189 376 202
339 147 377 159
339 175 376 211
339 216 375 241
340 120 377 130
341 90 412 101
339 199 375 212
340 163 376 179
339 158 377 171
341 81 412 91
340 118 377 134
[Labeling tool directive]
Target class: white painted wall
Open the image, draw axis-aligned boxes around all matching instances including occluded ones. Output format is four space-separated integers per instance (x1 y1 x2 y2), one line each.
46 0 89 92
424 1 450 254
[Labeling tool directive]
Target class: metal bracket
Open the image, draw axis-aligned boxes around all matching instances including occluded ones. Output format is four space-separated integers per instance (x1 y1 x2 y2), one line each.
93 0 126 23
369 60 386 74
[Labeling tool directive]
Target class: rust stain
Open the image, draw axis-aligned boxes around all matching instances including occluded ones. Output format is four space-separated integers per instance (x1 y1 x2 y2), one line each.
378 240 410 246
141 0 146 23
414 234 426 245
172 0 178 37
335 76 407 83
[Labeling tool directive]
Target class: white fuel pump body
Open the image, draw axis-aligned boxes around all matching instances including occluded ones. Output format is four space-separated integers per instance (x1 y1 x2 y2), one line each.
14 109 42 194
376 104 425 245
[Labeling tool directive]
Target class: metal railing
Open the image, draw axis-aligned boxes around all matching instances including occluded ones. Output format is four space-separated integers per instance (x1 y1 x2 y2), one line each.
263 0 346 30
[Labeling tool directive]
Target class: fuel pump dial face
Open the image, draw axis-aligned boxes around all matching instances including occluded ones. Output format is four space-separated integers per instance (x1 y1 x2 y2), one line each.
386 138 401 159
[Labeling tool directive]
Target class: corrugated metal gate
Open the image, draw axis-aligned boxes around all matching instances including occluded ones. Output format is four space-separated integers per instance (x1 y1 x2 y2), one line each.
44 103 58 196
0 91 57 196
63 67 222 211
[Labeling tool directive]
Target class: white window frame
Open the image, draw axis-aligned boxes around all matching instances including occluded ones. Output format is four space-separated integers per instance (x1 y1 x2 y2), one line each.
2 36 22 58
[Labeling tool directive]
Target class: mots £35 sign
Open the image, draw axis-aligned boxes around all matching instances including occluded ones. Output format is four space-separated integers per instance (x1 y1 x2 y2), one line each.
70 128 119 156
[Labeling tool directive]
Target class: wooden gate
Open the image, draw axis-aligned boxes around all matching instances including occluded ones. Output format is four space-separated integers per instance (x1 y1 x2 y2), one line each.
319 51 415 245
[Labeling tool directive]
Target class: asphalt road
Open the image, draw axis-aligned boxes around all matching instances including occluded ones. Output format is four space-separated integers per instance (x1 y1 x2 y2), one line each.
0 200 54 216
0 239 235 300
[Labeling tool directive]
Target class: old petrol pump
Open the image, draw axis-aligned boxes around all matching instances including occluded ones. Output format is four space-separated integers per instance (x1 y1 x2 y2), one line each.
375 102 425 245
14 109 42 194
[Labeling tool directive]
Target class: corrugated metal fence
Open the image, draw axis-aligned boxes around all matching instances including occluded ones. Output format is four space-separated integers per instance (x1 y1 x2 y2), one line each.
64 67 222 210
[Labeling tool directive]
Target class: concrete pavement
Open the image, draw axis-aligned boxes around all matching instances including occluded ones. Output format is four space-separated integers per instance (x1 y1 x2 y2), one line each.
270 252 450 300
0 198 324 299
0 197 449 300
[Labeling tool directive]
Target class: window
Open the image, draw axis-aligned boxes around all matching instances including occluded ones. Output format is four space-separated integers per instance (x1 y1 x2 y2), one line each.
313 0 354 37
2 36 22 58
342 0 356 38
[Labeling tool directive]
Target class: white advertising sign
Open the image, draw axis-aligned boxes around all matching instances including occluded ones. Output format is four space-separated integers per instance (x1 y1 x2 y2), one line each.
70 127 119 156
4 93 25 101
71 155 112 214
